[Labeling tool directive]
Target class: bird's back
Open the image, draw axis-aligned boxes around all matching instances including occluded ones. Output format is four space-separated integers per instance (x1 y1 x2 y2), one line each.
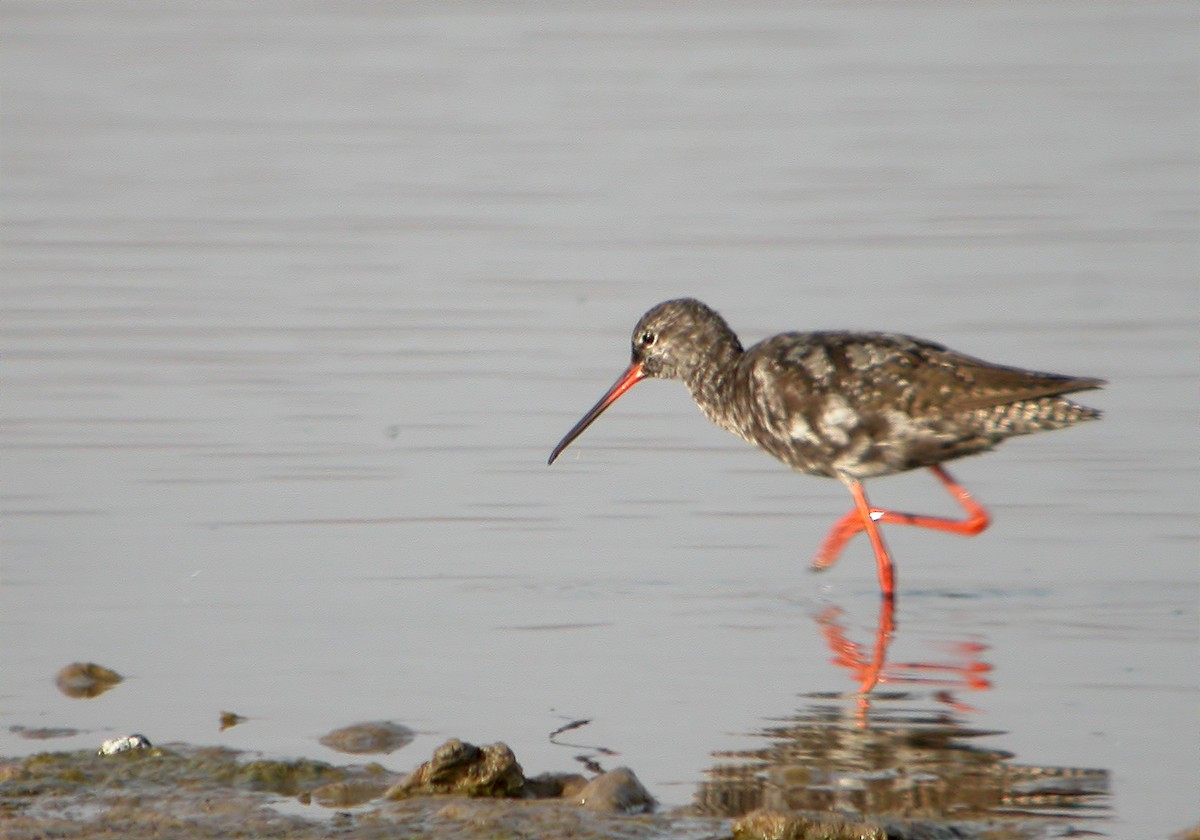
705 331 1102 480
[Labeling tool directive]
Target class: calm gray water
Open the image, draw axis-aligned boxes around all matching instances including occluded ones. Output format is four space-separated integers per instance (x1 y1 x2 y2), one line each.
3 2 1197 837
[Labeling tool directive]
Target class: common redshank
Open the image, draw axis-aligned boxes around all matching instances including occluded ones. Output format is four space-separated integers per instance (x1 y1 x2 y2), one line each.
548 298 1104 599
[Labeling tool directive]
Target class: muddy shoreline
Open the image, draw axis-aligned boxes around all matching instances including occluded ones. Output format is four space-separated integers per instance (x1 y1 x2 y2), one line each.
3 739 1166 840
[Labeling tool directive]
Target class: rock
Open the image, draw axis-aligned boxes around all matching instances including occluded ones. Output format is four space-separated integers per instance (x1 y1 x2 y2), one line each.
732 808 885 840
575 766 655 814
219 710 247 731
55 662 122 698
319 721 415 755
385 738 524 799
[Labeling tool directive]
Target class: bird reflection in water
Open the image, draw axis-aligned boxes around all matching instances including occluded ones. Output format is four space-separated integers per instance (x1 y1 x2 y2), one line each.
693 597 1108 827
816 598 991 720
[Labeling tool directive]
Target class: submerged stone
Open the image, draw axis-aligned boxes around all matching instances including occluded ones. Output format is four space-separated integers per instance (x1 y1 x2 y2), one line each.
319 721 415 755
54 662 123 698
9 725 80 740
575 766 655 814
311 779 389 807
524 771 589 799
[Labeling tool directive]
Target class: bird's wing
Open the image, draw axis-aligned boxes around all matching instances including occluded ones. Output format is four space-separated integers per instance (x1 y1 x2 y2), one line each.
908 344 1105 413
749 332 1103 417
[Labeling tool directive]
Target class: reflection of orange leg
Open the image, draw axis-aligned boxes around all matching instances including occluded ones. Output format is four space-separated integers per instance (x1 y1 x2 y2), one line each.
813 466 992 585
854 597 894 694
891 641 993 693
816 598 895 696
818 600 992 717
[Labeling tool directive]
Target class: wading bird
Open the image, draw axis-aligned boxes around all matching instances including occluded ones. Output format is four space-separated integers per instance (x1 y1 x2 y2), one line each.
548 299 1103 600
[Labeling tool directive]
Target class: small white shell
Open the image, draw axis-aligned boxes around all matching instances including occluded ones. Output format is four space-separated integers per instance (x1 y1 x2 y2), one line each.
98 734 152 755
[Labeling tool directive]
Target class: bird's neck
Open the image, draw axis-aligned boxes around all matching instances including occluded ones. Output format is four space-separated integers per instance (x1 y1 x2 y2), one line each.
682 339 745 436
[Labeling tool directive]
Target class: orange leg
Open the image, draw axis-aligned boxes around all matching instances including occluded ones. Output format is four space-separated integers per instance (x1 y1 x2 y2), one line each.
843 477 897 598
813 466 992 591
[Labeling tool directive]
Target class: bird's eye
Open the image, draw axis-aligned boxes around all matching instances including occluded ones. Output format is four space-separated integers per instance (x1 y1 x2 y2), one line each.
639 331 656 347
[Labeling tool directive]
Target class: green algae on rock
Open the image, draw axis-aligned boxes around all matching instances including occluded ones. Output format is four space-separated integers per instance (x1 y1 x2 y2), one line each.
232 757 345 796
733 809 886 840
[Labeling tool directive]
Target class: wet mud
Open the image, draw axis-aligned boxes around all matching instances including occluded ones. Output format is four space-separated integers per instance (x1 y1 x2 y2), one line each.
1 737 1160 840
0 743 712 840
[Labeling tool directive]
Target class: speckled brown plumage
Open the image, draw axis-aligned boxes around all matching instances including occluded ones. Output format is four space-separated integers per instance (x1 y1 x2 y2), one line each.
549 298 1104 599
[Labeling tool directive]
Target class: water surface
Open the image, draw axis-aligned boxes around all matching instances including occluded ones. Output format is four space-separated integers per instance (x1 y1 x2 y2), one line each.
2 2 1196 838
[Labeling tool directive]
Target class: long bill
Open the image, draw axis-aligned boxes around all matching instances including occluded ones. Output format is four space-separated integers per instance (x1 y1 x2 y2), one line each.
548 361 646 465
